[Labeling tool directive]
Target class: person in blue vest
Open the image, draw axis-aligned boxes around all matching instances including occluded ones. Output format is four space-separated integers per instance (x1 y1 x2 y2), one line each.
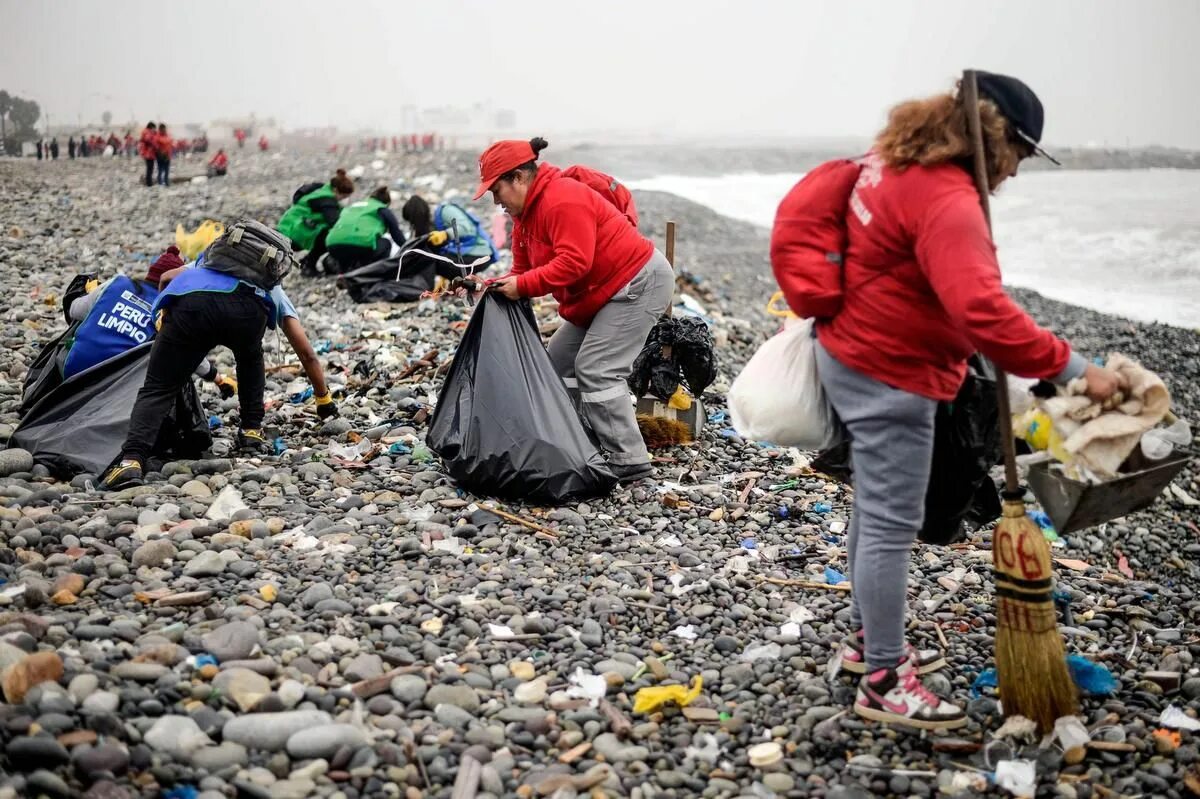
63 246 236 395
98 248 339 490
400 195 498 279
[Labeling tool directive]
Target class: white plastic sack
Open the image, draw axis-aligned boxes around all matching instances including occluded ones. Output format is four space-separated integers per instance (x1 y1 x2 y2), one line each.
728 318 839 449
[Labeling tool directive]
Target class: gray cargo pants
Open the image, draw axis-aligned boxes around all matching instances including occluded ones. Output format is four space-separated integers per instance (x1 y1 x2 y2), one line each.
547 250 674 466
815 338 937 671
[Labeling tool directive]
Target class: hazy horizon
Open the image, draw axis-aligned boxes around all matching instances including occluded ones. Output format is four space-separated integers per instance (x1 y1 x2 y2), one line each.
3 0 1198 149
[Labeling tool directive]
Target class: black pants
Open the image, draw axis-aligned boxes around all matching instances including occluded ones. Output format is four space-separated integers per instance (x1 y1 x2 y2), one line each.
327 240 391 275
143 158 155 186
301 228 332 272
122 290 268 465
156 157 170 186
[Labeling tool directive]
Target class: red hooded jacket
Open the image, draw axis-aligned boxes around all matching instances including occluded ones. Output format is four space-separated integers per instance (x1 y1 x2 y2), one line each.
138 129 157 160
511 163 655 327
792 152 1080 401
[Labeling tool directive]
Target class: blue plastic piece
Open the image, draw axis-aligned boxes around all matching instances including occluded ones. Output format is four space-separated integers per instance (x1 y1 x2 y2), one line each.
272 437 287 455
289 386 314 404
824 566 847 585
707 411 727 424
208 415 222 430
164 786 198 799
740 538 757 550
194 653 218 668
388 442 412 455
315 340 333 354
812 502 832 514
972 655 1118 699
777 505 789 519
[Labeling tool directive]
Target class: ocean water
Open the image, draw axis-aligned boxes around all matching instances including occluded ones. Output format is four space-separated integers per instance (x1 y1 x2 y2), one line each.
627 169 1200 329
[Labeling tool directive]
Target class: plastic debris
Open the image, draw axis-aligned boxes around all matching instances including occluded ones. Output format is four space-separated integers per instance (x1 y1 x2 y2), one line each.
972 656 1118 698
994 715 1038 741
669 572 709 596
656 533 683 548
289 386 314 404
632 675 703 714
163 787 199 799
205 486 247 521
388 442 412 455
1115 550 1134 579
994 759 1036 797
207 415 222 430
1141 416 1192 460
487 624 516 640
190 653 218 670
684 732 721 763
1053 716 1091 751
671 625 698 641
1026 509 1058 542
740 538 758 550
812 502 832 514
328 438 373 461
272 437 287 455
824 566 847 585
411 444 433 463
740 643 781 662
1160 705 1200 732
779 622 801 638
747 741 783 768
566 668 607 707
789 606 816 624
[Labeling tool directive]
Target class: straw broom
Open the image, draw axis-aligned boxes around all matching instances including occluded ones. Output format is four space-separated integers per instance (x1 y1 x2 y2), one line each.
961 69 1078 733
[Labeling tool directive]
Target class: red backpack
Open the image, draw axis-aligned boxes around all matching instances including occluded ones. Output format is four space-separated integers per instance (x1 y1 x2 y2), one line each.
562 165 639 227
769 158 863 320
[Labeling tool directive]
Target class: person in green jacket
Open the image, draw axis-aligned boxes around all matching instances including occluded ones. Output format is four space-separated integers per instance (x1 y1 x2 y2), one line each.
325 186 411 274
400 195 498 279
277 169 355 276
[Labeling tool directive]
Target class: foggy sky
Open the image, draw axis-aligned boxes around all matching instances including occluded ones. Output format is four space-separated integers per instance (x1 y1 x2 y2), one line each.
3 0 1197 148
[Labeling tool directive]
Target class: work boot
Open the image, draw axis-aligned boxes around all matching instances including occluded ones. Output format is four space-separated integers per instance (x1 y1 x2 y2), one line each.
98 460 144 491
837 629 947 676
237 428 271 454
611 461 655 485
854 657 967 730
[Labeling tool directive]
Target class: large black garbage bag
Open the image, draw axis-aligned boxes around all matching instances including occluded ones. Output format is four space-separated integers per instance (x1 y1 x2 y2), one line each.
339 252 437 304
811 357 1002 545
20 274 98 414
628 316 717 401
427 293 617 504
11 342 212 478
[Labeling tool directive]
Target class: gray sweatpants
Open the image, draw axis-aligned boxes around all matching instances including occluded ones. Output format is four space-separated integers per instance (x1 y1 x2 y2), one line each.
547 250 674 466
815 339 937 670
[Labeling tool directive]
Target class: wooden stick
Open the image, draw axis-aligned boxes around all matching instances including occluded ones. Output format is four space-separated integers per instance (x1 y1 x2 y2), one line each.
450 754 483 799
759 576 853 592
662 220 677 318
349 665 423 699
599 698 633 738
481 505 559 538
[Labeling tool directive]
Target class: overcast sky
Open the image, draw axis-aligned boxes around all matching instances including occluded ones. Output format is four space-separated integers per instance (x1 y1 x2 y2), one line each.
3 0 1197 148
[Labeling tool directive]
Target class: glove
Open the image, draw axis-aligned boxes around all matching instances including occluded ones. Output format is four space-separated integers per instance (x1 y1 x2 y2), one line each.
215 374 238 399
428 230 449 247
316 392 339 420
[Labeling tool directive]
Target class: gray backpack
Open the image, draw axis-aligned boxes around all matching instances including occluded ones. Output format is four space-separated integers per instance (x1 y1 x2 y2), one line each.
204 219 294 290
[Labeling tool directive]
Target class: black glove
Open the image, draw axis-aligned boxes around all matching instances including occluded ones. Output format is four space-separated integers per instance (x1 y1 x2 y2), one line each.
316 393 339 419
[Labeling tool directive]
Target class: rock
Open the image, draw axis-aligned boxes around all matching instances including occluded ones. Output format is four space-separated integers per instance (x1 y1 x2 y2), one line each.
213 667 271 712
132 539 177 568
391 674 427 704
2 651 64 703
111 662 169 682
0 448 34 476
222 710 333 752
285 724 368 759
183 550 225 577
592 733 649 762
7 736 70 769
190 741 249 772
202 620 258 662
73 742 130 778
424 683 479 712
144 715 213 758
300 583 334 608
343 653 384 682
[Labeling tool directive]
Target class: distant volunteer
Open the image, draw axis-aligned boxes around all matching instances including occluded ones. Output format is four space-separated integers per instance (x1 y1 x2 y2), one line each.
64 246 235 393
772 72 1124 730
400 195 499 277
472 137 672 484
138 122 158 187
277 169 355 275
99 222 339 490
324 186 410 274
207 149 229 178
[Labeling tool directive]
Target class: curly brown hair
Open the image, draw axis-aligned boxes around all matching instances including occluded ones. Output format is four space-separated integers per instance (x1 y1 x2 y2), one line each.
875 80 1027 191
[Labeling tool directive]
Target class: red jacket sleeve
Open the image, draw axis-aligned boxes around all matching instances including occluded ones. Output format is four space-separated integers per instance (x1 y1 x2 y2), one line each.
914 190 1075 380
515 200 595 297
510 220 530 275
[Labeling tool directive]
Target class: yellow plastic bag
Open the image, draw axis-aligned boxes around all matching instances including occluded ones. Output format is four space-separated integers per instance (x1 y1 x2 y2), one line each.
175 220 225 261
667 386 692 411
1013 408 1070 463
632 675 703 715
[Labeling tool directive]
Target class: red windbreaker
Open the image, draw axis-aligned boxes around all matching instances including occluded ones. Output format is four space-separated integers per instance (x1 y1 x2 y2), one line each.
154 131 173 159
799 153 1078 401
138 129 157 160
511 163 655 327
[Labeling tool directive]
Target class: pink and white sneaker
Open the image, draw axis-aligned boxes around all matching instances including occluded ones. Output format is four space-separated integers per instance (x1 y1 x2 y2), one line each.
854 657 967 730
837 629 947 676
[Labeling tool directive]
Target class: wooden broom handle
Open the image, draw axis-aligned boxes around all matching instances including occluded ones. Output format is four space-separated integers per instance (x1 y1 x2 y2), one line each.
662 220 677 318
962 69 1021 495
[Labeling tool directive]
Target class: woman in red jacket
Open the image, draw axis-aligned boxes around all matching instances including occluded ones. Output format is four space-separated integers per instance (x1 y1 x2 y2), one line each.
154 122 173 186
473 137 673 483
138 122 158 187
779 73 1123 730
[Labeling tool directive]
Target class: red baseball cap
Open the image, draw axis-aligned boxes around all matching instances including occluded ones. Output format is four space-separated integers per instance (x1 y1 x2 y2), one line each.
472 139 536 200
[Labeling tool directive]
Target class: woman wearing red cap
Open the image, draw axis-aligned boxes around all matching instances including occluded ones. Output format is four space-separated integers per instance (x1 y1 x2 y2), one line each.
473 137 672 483
772 73 1123 730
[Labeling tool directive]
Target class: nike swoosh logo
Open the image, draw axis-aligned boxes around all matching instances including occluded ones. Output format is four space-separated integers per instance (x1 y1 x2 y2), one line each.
865 688 910 716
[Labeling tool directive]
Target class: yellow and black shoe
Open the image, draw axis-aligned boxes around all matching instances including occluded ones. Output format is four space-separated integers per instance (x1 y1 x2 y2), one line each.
98 460 144 491
237 428 270 454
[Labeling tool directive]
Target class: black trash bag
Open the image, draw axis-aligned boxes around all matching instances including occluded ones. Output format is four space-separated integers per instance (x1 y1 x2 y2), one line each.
811 357 1002 545
20 273 97 415
427 293 617 504
11 342 212 478
628 316 717 401
339 248 438 303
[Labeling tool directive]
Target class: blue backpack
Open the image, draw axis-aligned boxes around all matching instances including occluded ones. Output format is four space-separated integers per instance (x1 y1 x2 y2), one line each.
434 203 499 264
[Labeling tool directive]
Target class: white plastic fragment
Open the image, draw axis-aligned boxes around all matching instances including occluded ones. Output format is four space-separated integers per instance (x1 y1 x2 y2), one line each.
487 624 516 640
1052 716 1091 750
993 760 1036 797
1160 705 1200 731
671 625 698 641
205 486 247 521
565 668 607 707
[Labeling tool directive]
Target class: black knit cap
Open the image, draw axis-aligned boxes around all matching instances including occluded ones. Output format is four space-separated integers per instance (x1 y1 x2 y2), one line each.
974 70 1061 165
